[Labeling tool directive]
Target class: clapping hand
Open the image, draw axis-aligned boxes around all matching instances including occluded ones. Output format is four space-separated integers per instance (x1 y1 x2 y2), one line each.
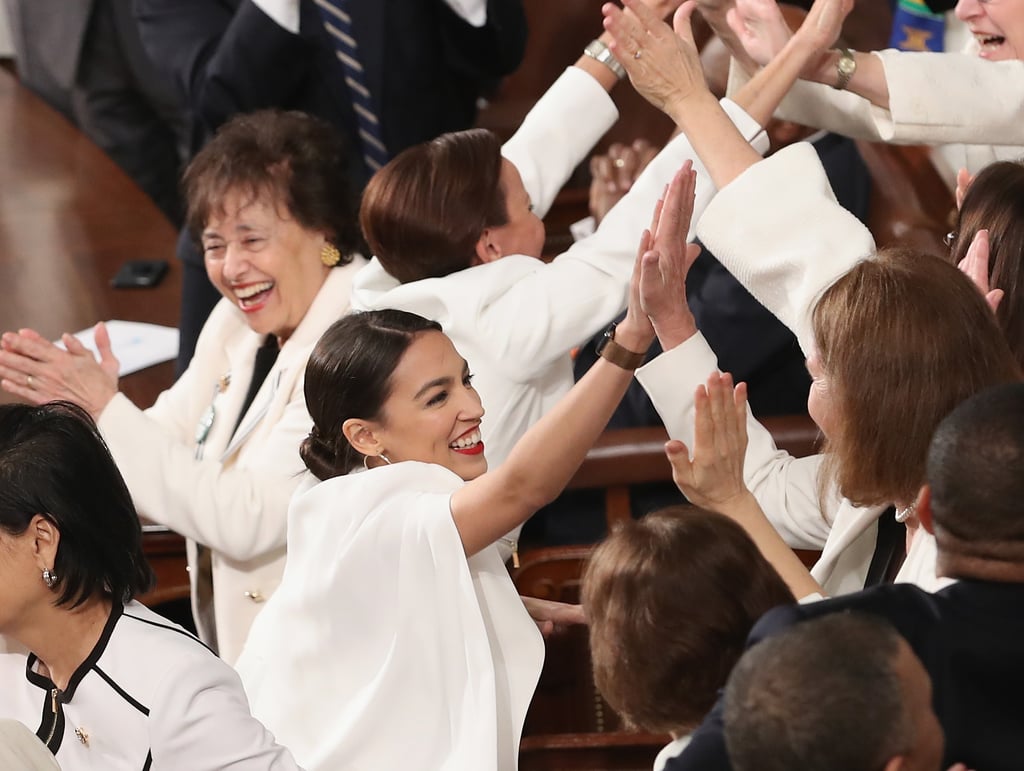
957 229 1004 313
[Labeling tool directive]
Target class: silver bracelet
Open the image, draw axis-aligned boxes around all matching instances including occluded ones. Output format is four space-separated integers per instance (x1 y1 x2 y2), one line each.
584 39 626 81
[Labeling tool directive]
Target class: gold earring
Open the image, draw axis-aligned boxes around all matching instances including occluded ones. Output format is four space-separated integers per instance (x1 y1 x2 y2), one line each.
320 243 341 267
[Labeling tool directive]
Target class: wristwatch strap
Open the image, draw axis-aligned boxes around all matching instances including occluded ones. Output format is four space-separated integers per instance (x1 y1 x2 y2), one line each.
584 39 627 81
596 323 647 370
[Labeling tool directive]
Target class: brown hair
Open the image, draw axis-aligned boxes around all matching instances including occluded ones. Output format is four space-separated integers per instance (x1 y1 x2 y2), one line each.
183 109 361 262
581 506 795 734
950 160 1024 368
300 310 443 480
359 128 508 283
812 248 1020 508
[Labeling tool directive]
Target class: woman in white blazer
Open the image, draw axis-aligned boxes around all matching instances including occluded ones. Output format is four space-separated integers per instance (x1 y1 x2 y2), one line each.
604 0 1020 595
0 402 298 770
0 110 366 663
350 0 776 560
237 163 697 770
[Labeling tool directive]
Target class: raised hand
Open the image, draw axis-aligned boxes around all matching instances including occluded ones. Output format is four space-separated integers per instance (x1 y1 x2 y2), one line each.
602 0 709 122
636 162 701 349
665 371 750 509
726 0 792 67
0 323 120 418
957 229 1004 313
955 167 974 210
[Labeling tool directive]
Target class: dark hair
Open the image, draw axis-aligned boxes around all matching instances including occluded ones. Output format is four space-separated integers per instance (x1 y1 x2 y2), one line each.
927 382 1024 548
724 612 913 771
184 109 361 261
581 506 795 734
0 402 154 608
950 160 1024 368
301 310 443 479
812 248 1020 507
360 128 508 283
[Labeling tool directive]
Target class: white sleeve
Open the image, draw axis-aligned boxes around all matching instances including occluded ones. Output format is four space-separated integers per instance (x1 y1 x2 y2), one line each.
150 654 301 770
695 142 875 355
501 67 619 219
636 335 835 550
442 0 487 26
98 385 307 562
729 50 1024 146
482 99 770 373
250 0 299 34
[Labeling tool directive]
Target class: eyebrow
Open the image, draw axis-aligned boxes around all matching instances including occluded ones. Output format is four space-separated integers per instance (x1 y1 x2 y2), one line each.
412 360 470 401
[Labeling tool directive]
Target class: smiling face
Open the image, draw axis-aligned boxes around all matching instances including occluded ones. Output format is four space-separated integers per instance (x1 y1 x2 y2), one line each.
363 331 487 480
202 188 332 344
956 0 1024 60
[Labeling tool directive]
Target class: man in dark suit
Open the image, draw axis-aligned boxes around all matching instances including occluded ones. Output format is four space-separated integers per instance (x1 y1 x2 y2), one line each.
4 0 185 224
133 0 528 370
666 381 1024 771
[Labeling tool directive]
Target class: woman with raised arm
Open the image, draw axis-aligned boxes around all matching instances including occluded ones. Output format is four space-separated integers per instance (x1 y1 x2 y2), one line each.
233 167 696 771
0 110 366 663
714 0 1024 176
604 0 1020 595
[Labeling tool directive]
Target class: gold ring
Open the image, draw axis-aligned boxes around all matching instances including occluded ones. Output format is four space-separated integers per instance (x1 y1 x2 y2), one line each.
26 375 33 388
613 158 626 168
634 50 642 60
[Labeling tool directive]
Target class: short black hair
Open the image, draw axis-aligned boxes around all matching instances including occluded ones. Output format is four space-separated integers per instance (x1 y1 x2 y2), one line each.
0 402 154 607
724 612 912 771
927 382 1024 544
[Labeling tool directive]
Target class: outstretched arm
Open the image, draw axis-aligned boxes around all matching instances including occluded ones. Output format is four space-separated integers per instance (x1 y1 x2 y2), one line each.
451 164 699 556
667 371 825 599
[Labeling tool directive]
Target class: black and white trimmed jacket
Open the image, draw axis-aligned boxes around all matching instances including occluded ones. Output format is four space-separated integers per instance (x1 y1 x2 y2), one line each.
0 601 299 770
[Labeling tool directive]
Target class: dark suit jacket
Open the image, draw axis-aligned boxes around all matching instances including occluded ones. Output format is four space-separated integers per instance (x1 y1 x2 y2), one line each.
667 579 1024 771
134 0 527 184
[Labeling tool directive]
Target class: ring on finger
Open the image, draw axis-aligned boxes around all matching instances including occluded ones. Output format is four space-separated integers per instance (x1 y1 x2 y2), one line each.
634 49 642 60
613 158 626 169
26 375 33 388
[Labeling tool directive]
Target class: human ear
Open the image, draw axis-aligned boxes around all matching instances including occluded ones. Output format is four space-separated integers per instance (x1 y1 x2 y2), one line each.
30 514 60 570
915 485 935 535
473 229 504 265
341 418 385 459
882 756 906 771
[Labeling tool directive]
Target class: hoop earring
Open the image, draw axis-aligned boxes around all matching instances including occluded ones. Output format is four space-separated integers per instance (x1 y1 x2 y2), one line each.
320 243 341 267
362 452 392 471
42 568 58 589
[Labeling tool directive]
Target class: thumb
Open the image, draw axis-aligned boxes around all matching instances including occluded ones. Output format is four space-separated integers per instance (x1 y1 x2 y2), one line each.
987 288 1004 314
94 322 120 376
673 1 697 43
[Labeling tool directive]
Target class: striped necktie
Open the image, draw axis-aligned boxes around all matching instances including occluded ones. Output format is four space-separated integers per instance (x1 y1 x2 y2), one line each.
313 0 389 172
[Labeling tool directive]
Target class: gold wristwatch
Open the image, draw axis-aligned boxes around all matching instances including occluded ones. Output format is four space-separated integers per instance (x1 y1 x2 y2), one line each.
833 48 856 91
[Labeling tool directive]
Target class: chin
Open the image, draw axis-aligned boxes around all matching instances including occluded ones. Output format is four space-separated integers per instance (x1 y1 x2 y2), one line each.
456 455 488 482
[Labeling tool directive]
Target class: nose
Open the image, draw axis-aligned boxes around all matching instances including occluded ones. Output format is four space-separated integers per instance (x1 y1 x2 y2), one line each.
460 384 484 421
222 240 250 281
955 0 980 21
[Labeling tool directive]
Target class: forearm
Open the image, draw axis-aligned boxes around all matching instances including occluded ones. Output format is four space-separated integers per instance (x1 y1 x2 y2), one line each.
734 33 833 128
803 49 890 109
454 324 649 554
665 90 763 191
719 492 826 599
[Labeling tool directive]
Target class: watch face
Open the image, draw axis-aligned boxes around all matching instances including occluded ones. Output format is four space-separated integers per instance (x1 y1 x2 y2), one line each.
839 57 856 76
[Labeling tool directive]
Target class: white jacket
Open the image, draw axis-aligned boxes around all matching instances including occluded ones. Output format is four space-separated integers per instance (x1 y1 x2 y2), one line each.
638 143 944 595
98 261 364 663
0 602 298 770
351 66 770 508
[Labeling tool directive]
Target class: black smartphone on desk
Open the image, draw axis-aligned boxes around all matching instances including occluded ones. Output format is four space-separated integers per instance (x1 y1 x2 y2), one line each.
111 259 169 288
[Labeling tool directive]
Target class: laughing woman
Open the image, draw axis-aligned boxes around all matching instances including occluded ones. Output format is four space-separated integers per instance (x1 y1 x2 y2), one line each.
234 167 697 771
0 110 365 663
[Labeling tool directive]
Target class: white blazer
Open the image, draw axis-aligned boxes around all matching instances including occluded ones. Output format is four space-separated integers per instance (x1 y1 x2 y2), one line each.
98 261 364 663
638 142 945 595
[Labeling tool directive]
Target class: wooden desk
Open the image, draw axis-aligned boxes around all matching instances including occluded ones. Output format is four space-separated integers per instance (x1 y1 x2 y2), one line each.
0 69 188 608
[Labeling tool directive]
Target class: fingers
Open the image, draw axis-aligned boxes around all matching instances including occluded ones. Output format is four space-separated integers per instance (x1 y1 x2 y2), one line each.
653 161 696 250
960 229 991 296
955 167 973 210
672 0 699 46
986 288 1005 314
1 330 60 362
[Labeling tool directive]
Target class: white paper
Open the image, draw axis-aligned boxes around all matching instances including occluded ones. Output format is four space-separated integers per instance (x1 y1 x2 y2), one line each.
60 320 180 376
